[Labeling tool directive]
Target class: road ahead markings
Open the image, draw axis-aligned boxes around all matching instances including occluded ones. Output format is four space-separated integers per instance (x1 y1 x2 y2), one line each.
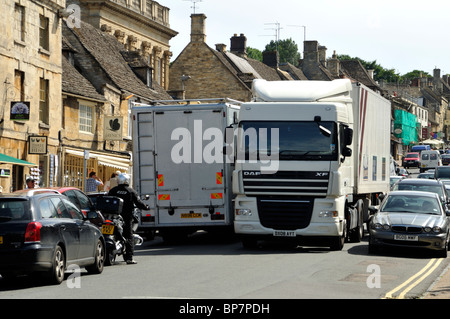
383 258 443 299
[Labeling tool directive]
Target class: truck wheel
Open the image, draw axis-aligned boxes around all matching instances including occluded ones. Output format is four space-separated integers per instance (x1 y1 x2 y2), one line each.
349 200 364 243
330 220 346 251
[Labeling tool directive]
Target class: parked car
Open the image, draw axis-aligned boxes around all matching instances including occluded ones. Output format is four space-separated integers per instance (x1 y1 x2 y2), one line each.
434 166 450 180
417 172 435 179
402 152 420 168
442 154 450 166
391 178 449 205
390 176 405 190
51 187 105 227
368 190 450 257
0 189 105 284
397 168 409 177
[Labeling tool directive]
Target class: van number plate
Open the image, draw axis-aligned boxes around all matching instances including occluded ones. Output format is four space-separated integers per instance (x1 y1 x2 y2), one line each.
273 230 296 237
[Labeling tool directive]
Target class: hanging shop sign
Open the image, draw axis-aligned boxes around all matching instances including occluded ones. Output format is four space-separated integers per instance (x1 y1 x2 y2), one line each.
28 136 48 154
10 102 30 121
104 116 123 141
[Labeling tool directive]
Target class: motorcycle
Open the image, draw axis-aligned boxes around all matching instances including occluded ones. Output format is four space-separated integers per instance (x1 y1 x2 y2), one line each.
97 196 144 265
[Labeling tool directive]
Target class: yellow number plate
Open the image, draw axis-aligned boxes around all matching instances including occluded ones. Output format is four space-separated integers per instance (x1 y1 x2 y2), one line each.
0 236 3 244
181 213 202 219
101 225 115 235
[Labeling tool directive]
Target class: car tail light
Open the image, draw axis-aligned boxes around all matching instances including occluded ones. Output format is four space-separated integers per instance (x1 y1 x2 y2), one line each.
25 222 42 243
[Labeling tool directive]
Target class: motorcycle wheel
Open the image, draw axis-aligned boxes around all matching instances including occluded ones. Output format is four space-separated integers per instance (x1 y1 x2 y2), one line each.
105 250 116 266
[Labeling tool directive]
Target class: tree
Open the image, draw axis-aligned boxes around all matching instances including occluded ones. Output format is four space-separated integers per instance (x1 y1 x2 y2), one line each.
338 54 401 83
265 38 301 66
247 47 263 62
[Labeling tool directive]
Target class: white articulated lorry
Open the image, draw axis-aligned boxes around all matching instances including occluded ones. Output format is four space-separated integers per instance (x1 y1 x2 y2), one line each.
233 79 391 250
131 99 241 242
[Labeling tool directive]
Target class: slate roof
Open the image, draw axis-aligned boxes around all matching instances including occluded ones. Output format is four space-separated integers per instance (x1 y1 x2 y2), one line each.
63 20 172 101
340 60 381 92
62 55 107 102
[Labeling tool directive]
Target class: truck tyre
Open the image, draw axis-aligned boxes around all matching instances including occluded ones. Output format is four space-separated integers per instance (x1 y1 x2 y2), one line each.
330 220 346 251
349 200 364 243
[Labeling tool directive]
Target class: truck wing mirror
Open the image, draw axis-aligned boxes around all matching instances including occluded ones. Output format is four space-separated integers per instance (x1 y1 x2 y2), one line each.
345 127 353 146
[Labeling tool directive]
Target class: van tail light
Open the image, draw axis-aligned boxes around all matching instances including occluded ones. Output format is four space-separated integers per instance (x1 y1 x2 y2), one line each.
25 222 42 243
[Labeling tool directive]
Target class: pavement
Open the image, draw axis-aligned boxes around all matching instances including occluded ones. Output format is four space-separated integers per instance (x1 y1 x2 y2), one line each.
423 261 450 299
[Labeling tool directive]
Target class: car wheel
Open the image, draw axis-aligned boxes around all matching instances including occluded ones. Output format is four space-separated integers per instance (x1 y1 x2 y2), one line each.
48 245 65 285
86 239 105 274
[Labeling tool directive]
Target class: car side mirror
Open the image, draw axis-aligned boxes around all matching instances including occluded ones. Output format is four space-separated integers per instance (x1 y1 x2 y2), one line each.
368 206 379 215
446 211 450 217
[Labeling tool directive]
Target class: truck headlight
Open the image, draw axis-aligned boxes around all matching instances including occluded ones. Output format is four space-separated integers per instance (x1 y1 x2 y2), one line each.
236 209 252 216
319 211 338 218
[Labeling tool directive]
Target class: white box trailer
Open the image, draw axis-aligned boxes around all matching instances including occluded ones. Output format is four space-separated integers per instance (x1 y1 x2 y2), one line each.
131 99 241 241
233 79 391 250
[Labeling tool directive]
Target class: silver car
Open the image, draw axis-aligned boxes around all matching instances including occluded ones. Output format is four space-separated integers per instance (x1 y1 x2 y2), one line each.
369 191 450 257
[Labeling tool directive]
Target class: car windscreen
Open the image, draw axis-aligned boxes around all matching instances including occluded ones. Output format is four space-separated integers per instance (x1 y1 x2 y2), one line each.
381 195 441 215
0 199 31 221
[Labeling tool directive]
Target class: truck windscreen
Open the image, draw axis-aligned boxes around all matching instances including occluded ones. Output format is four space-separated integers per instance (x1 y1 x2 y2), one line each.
239 121 338 161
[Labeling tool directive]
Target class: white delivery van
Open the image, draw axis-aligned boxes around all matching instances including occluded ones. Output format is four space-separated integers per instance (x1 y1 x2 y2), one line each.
419 150 442 172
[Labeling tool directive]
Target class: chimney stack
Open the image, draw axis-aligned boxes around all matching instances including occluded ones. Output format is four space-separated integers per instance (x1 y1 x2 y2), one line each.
230 33 247 58
191 14 207 43
262 50 279 68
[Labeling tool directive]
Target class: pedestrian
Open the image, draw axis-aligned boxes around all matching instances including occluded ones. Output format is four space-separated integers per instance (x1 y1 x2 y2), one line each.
108 173 149 264
103 172 116 191
86 171 103 193
109 170 121 189
26 177 36 189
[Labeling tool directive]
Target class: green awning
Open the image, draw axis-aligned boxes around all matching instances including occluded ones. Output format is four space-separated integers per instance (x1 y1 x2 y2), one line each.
0 153 36 166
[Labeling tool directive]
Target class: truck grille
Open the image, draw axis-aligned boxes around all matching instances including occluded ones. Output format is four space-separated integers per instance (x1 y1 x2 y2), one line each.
243 171 329 197
257 197 313 230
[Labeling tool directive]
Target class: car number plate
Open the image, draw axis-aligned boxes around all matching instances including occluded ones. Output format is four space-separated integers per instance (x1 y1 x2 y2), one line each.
394 234 419 241
181 213 202 219
101 225 115 235
273 230 296 237
0 236 2 244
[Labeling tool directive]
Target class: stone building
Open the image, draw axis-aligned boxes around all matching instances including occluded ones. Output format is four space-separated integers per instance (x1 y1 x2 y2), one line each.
61 19 172 189
169 14 295 101
68 0 177 90
0 0 65 191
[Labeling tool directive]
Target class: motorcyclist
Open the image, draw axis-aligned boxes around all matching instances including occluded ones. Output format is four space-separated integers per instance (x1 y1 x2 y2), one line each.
108 173 149 264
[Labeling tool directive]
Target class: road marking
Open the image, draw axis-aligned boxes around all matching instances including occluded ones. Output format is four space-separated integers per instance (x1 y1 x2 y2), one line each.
383 258 443 299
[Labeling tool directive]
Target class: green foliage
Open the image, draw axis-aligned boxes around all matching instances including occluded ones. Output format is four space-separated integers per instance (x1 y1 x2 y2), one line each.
247 47 263 62
265 38 301 66
338 55 430 83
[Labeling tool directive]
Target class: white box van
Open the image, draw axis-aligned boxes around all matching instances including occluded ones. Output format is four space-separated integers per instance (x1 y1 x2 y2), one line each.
419 150 442 172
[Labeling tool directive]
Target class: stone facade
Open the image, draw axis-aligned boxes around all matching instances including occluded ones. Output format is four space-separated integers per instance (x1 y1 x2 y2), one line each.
0 0 65 191
69 0 177 90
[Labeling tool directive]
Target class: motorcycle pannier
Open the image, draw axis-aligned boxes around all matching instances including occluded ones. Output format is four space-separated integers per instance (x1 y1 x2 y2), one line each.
96 196 124 215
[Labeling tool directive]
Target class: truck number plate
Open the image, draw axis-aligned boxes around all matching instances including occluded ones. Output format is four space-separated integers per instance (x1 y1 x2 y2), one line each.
273 230 296 237
181 213 202 219
394 234 418 241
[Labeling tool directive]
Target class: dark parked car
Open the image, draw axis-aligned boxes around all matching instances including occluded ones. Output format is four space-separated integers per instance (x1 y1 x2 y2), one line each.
0 190 105 284
434 166 450 180
50 187 105 227
442 154 450 166
369 191 450 257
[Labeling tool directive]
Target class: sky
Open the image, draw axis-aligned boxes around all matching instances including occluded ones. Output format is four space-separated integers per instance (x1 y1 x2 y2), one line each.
163 0 450 76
